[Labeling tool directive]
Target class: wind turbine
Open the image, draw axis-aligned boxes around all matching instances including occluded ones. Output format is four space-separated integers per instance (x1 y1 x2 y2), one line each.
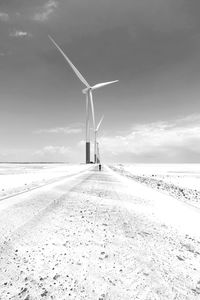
48 35 118 164
96 142 101 164
94 115 104 163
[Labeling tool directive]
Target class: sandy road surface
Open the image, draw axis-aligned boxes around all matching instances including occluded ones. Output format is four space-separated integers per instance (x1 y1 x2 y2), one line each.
0 166 200 300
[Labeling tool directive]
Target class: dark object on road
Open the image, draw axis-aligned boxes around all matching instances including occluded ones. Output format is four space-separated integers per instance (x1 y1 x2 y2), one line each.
99 164 101 171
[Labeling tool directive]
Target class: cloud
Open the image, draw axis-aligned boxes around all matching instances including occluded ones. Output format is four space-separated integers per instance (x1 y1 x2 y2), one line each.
34 124 82 134
0 12 9 22
34 145 71 161
9 30 32 38
35 145 70 156
33 0 58 22
99 114 200 162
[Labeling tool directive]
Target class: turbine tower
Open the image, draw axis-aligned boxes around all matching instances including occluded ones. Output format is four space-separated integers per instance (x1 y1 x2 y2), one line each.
94 115 104 163
96 142 101 164
48 35 118 164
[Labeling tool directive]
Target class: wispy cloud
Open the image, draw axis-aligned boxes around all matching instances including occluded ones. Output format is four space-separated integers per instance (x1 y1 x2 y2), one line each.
9 30 32 38
34 124 82 134
33 0 58 22
35 145 71 156
0 12 9 22
99 114 200 162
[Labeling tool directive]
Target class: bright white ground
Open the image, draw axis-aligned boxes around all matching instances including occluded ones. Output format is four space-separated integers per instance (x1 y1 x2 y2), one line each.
0 164 200 299
120 163 200 190
0 163 90 200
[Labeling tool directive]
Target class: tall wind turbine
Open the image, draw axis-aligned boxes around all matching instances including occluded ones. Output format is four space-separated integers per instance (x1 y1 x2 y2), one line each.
48 35 118 164
94 115 104 163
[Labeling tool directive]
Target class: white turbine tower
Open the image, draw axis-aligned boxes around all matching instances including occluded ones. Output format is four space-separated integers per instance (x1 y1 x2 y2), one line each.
97 142 100 164
48 35 118 164
94 115 104 163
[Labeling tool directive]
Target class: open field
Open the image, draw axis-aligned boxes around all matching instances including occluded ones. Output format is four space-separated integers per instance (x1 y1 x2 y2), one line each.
114 164 200 190
110 164 200 210
0 164 200 299
0 163 91 201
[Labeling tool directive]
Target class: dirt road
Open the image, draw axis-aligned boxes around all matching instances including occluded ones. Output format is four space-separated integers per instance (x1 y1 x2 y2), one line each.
0 165 200 299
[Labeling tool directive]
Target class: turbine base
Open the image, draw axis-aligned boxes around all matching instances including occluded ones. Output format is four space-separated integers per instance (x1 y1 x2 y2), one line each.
86 142 90 164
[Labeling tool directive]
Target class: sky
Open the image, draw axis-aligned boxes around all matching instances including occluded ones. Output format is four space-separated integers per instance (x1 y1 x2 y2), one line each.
1 0 200 163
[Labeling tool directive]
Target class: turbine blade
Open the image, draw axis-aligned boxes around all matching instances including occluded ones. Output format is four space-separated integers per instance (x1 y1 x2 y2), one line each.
91 80 118 90
48 35 90 88
96 115 104 131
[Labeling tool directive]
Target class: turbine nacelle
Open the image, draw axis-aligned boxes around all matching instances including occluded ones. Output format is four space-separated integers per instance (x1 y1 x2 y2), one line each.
82 81 119 94
82 87 91 94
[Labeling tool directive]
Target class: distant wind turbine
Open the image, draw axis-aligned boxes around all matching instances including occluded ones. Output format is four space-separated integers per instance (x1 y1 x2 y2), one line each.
48 35 118 164
94 115 104 163
96 142 100 164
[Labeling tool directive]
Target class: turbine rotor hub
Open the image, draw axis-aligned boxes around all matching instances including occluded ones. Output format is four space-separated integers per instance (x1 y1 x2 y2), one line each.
82 87 91 94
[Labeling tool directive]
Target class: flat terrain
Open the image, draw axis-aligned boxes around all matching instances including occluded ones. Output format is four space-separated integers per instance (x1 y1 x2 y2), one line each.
0 164 90 200
115 163 200 191
0 165 200 299
111 164 200 209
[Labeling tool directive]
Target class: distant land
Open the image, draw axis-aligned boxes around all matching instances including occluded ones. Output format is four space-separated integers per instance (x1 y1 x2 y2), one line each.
0 162 69 164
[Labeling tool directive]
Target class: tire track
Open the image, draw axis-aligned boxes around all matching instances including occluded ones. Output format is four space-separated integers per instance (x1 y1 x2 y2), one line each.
0 166 92 203
0 166 200 299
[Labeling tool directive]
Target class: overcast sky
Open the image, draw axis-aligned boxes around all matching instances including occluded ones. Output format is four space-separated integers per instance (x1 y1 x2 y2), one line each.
1 0 200 163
